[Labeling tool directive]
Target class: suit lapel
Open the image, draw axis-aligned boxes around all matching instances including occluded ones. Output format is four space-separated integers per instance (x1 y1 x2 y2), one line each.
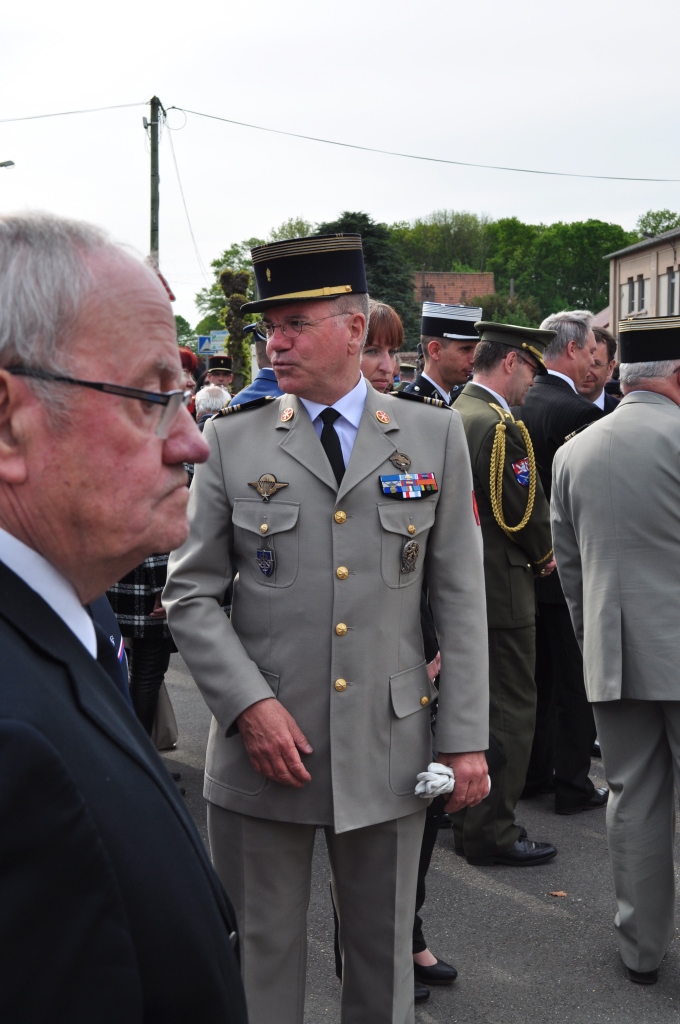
275 394 338 491
337 387 400 502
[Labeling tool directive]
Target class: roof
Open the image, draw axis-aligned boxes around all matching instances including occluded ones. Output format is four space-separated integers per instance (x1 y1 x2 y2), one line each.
604 226 680 260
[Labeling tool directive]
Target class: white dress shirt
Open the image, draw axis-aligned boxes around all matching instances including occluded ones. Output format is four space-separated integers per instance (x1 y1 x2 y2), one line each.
0 527 96 657
547 369 578 393
300 375 368 466
421 372 453 404
593 390 606 410
471 382 511 412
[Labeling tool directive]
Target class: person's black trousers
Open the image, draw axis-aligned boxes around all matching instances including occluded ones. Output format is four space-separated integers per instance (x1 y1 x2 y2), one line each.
524 603 596 811
126 636 173 735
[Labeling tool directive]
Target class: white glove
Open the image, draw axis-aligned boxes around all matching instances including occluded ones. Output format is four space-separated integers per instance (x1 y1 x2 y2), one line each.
414 762 492 799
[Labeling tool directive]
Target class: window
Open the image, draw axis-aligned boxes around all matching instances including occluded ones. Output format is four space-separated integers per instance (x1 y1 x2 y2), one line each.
668 269 676 316
637 275 645 311
628 277 635 313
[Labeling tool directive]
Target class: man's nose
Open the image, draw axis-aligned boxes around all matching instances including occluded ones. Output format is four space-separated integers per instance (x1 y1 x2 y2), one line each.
165 405 210 465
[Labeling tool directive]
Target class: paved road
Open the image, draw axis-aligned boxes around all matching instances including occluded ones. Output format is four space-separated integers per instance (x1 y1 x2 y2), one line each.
162 654 680 1023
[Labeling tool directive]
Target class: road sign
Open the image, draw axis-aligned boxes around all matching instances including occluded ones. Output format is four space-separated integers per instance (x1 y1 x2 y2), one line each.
197 331 229 355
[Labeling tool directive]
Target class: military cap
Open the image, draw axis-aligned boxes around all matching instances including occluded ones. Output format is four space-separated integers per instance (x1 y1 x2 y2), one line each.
208 355 233 373
619 315 680 362
474 321 555 374
241 234 368 314
421 302 483 341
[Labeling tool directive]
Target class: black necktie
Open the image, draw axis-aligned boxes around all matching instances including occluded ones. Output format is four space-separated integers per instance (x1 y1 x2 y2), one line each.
319 408 345 485
90 614 132 707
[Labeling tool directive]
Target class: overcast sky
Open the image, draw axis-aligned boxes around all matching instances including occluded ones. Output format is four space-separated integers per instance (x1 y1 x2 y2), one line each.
2 0 679 324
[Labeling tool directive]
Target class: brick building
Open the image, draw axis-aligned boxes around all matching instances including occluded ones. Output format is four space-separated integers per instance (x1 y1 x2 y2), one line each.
414 270 495 306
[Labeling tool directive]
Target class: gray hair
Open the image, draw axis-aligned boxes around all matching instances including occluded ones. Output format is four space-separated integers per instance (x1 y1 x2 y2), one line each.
0 212 145 417
195 385 230 417
540 309 594 361
619 359 680 389
333 292 371 346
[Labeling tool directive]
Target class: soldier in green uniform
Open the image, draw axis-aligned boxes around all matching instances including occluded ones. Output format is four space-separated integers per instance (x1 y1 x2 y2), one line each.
451 322 558 865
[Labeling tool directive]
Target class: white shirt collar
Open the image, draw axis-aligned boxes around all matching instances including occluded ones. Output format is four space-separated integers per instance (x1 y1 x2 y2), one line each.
470 381 510 412
421 372 453 404
0 527 97 657
592 389 606 410
547 368 578 393
300 374 368 429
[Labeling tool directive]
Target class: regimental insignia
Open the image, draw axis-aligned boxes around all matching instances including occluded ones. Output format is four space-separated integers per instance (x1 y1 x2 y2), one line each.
213 396 275 417
379 473 438 499
389 451 412 471
512 458 530 487
401 539 420 575
376 410 391 424
280 407 294 422
248 473 289 501
266 267 272 281
257 549 275 576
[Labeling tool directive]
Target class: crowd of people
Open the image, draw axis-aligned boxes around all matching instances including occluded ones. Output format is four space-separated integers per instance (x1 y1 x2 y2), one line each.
0 212 678 1023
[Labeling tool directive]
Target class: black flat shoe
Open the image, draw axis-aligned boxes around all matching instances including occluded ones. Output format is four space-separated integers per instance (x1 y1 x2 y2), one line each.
627 967 658 985
466 837 557 866
556 787 608 815
414 957 458 985
414 981 431 1003
591 740 602 758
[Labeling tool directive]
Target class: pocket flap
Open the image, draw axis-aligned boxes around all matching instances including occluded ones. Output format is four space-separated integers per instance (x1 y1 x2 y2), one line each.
389 662 435 719
505 544 532 570
232 499 300 536
378 502 436 537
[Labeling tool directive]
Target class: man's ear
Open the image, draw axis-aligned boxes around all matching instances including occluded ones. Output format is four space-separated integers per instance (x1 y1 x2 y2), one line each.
427 339 441 362
566 339 578 360
346 313 366 355
0 372 30 485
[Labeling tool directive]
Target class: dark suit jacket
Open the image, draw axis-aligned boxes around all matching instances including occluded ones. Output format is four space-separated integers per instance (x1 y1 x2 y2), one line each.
0 562 247 1024
603 390 619 415
513 373 603 604
404 373 451 403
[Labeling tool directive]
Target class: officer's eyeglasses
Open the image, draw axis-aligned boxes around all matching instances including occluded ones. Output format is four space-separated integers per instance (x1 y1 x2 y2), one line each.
516 354 540 374
256 313 350 340
7 366 191 439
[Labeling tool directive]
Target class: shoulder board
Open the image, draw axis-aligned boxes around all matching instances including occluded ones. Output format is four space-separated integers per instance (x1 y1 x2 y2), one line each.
212 396 276 418
393 390 450 409
489 402 517 425
564 422 592 442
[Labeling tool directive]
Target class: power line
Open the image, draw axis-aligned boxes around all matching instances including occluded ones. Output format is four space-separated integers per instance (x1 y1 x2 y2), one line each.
167 105 680 184
0 102 146 125
163 121 210 285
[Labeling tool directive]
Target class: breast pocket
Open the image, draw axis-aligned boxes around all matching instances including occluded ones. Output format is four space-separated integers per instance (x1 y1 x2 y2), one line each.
232 499 300 588
378 502 436 589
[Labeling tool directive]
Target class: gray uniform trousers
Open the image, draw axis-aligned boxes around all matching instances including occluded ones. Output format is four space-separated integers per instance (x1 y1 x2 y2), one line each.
594 699 680 973
208 805 427 1024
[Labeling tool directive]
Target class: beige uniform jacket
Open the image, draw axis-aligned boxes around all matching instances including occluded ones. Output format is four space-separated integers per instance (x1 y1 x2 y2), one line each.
552 391 680 703
164 385 488 833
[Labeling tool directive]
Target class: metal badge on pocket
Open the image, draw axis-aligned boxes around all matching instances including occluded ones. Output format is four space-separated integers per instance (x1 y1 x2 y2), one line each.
257 549 276 576
401 539 420 574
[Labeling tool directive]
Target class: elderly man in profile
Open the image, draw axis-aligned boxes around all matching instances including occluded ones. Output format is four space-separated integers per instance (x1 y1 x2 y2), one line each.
0 213 247 1023
552 315 680 986
195 383 231 430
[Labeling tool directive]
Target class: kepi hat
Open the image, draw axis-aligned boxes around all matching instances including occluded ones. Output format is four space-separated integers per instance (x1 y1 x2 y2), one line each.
208 355 233 374
421 302 482 341
474 321 554 374
241 234 368 314
619 315 680 362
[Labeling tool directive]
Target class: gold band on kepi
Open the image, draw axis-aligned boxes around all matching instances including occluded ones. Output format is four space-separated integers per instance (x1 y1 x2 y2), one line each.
475 322 555 374
242 234 368 314
619 315 680 362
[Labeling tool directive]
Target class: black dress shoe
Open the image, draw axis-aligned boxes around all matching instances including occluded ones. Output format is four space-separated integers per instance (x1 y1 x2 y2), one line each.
414 957 458 985
456 825 527 858
170 771 182 781
591 740 602 758
627 966 658 985
437 813 452 829
466 837 557 866
414 981 431 1003
556 787 608 815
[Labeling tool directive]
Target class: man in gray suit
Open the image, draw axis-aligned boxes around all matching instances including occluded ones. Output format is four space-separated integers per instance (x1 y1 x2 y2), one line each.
551 315 680 986
164 234 490 1024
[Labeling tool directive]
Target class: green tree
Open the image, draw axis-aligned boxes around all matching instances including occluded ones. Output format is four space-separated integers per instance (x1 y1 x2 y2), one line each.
269 216 315 241
635 209 680 238
219 268 252 393
175 314 196 351
484 217 543 298
317 211 421 344
194 313 223 337
471 293 542 328
390 210 491 272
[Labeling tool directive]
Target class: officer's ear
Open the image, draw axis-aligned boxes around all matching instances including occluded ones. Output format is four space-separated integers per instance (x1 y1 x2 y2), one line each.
426 339 442 361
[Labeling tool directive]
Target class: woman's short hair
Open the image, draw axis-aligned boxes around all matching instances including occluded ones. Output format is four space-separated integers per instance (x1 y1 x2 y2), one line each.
178 346 198 374
365 300 404 350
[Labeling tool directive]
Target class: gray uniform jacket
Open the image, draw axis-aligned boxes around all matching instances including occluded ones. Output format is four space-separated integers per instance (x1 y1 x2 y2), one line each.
552 391 680 703
164 386 488 833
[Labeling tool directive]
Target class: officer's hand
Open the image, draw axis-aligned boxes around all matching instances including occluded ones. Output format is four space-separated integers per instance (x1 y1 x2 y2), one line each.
536 557 557 578
437 751 488 812
426 652 441 683
237 698 313 788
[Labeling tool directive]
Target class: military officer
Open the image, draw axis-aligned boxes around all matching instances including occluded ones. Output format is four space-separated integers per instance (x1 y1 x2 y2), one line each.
204 354 234 392
405 302 482 404
164 234 490 1024
451 323 558 865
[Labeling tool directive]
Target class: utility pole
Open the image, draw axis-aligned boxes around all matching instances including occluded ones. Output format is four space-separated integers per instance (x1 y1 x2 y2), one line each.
148 97 162 264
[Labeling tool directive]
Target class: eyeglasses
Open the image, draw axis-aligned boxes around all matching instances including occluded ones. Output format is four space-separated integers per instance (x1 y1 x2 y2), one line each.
7 366 191 439
256 312 350 340
516 353 540 374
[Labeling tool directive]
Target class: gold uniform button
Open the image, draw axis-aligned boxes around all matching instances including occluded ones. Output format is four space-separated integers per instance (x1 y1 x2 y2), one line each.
334 511 347 524
336 566 349 580
407 524 417 535
259 523 268 534
335 623 348 636
420 696 429 706
335 678 347 692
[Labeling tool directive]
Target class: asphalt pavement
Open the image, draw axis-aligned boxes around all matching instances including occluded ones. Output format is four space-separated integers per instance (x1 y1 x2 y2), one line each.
162 653 680 1023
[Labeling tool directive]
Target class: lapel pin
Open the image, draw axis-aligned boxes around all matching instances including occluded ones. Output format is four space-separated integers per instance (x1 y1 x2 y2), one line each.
248 473 289 502
376 410 390 424
280 407 294 422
